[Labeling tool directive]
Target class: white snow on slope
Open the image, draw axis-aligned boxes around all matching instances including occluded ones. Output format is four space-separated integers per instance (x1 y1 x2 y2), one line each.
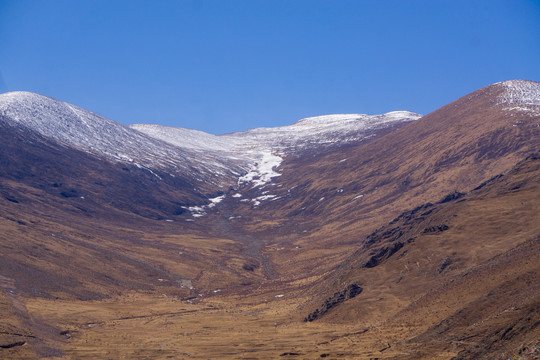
132 112 421 156
0 91 421 192
496 80 540 113
132 111 421 188
222 111 421 153
181 194 227 217
130 123 235 152
238 152 283 187
209 195 226 204
2 80 539 215
0 91 245 186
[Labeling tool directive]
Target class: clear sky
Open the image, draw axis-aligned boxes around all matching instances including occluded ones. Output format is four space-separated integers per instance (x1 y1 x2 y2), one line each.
1 0 539 134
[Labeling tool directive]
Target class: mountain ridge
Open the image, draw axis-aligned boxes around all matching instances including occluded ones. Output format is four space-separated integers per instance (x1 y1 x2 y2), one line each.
0 91 420 191
0 79 539 359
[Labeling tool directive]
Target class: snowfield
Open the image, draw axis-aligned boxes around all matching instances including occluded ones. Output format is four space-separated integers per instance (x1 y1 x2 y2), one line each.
238 152 283 188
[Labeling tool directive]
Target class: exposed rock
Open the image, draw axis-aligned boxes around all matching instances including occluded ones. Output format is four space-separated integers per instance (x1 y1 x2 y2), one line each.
280 352 303 356
437 257 452 274
242 263 259 271
438 191 465 204
304 284 363 322
363 242 404 268
0 341 26 349
472 174 503 191
60 189 79 198
423 224 449 234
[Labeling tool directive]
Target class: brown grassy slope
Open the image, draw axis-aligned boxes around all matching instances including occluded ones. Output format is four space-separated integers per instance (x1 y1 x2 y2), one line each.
269 81 536 229
0 120 210 221
0 200 269 357
0 119 272 301
3 152 537 360
0 82 539 359
301 152 540 359
0 281 37 359
0 183 269 299
225 81 539 281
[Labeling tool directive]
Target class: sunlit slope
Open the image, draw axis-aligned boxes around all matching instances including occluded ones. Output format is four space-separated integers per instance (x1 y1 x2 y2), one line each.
223 80 540 281
302 151 540 359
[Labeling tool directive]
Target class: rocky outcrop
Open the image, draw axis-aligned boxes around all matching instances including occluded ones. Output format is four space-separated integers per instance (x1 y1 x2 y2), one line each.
438 191 465 204
423 224 449 234
0 341 26 349
304 284 363 322
363 242 404 268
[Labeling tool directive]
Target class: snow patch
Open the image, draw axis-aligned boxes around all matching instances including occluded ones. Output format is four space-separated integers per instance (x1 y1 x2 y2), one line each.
182 205 207 218
255 195 277 201
134 109 420 188
496 80 540 113
182 195 227 218
209 195 226 204
238 152 283 187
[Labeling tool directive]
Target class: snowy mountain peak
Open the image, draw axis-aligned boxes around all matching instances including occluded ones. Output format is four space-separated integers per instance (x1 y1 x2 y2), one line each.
0 91 130 150
132 111 420 190
296 111 420 125
0 91 248 187
381 110 422 120
0 90 44 101
0 91 420 192
296 114 369 124
132 111 421 173
495 79 540 108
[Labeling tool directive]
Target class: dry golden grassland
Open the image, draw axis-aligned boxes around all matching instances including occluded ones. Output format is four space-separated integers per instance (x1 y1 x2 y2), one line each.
23 291 442 360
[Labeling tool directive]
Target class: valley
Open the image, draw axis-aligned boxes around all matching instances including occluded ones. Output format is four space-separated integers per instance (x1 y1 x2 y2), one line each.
0 80 539 359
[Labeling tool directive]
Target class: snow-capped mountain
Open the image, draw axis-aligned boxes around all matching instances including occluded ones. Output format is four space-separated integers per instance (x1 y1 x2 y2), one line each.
2 79 537 200
132 111 420 154
0 91 420 191
131 111 421 188
0 91 249 187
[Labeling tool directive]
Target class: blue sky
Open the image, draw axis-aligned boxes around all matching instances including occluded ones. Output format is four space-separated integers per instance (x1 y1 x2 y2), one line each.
1 0 539 134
